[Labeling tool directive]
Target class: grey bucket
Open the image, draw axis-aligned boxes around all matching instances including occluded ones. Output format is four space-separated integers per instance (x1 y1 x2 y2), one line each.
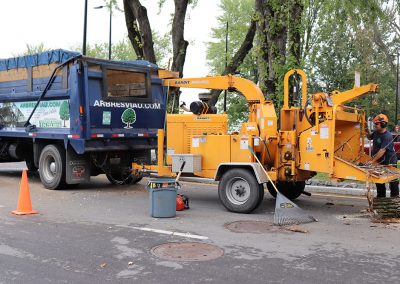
147 178 178 218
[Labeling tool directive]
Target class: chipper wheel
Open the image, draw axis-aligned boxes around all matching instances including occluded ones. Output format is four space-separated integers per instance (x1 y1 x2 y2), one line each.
218 168 264 213
38 144 66 190
267 181 306 200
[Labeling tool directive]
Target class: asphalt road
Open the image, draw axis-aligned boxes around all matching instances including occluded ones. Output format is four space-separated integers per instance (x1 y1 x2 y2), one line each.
0 162 399 283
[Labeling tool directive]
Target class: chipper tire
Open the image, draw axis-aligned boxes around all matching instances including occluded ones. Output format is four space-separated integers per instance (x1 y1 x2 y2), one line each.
267 181 306 200
218 168 264 213
39 144 66 190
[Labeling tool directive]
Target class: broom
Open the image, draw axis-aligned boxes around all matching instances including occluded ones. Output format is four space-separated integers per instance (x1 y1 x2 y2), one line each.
248 146 317 226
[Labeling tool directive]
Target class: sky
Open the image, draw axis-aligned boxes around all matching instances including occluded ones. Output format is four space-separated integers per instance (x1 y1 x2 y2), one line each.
0 0 221 104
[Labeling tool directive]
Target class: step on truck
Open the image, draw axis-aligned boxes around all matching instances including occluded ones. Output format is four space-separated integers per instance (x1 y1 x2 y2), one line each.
0 49 166 189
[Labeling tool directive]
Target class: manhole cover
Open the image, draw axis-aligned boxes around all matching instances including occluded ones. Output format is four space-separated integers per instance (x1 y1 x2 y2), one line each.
151 242 224 262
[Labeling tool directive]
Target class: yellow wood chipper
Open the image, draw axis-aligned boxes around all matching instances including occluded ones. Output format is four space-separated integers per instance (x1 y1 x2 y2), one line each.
133 69 400 213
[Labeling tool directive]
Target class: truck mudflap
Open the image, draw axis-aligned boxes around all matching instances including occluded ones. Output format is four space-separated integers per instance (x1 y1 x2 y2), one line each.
66 147 90 184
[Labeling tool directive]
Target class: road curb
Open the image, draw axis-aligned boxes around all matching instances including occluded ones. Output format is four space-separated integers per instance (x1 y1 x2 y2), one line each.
179 177 382 197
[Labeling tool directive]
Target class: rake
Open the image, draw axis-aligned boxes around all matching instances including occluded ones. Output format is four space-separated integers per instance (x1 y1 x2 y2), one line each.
248 146 317 226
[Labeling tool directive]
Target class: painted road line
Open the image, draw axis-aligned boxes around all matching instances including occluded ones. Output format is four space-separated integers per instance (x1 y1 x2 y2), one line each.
117 225 209 240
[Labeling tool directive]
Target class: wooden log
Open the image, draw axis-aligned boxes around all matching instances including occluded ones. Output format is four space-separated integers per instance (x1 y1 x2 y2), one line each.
373 197 400 218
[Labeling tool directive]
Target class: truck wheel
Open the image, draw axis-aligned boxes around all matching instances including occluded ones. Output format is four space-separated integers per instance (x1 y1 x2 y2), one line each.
39 145 66 190
106 173 142 185
267 181 306 200
218 168 263 213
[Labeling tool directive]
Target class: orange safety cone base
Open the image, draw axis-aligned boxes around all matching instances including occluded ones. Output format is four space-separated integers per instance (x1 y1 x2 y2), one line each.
11 169 39 216
11 209 38 215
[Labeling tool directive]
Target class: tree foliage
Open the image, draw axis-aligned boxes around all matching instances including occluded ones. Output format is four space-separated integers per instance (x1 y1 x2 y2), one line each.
74 35 170 67
206 0 400 130
206 0 256 130
304 0 400 128
16 43 49 56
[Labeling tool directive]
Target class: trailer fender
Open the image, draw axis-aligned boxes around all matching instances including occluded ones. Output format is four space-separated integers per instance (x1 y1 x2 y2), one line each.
215 163 268 184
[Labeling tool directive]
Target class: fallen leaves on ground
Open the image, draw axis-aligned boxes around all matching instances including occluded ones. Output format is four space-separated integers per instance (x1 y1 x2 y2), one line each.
372 218 400 224
285 225 309 233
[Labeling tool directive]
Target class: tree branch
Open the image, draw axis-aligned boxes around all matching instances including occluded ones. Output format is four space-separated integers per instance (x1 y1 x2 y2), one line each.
124 0 157 63
288 0 304 66
171 0 189 77
123 0 144 59
373 23 396 74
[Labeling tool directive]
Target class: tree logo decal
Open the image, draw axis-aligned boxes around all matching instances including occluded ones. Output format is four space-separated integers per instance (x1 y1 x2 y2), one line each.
59 100 70 127
121 108 136 129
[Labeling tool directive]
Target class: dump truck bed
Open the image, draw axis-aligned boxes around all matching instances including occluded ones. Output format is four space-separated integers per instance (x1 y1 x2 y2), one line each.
0 50 166 154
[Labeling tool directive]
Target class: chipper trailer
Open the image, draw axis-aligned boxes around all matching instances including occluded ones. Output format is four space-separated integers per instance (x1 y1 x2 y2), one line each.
134 69 400 213
0 50 166 189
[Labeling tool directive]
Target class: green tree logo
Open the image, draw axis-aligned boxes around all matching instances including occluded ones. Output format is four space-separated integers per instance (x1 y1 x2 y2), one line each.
121 108 136 129
59 100 70 127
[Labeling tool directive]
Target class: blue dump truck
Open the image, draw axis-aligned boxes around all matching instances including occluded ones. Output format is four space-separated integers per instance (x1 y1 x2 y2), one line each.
0 49 166 189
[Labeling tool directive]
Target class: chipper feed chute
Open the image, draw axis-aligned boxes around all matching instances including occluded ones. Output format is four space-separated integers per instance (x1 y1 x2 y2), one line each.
296 82 400 184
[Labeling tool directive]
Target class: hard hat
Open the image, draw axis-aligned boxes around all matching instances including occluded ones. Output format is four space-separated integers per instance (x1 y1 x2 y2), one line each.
373 114 388 123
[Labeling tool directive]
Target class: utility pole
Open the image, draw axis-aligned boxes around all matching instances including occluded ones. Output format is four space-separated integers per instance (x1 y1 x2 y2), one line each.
94 4 112 60
83 0 88 55
224 22 228 112
108 5 112 60
396 52 399 127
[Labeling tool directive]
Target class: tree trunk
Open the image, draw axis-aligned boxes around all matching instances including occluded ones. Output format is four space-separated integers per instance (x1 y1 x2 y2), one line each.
255 0 270 96
288 0 304 67
123 0 157 63
170 0 190 113
208 20 257 106
123 0 144 59
171 0 189 77
255 0 288 102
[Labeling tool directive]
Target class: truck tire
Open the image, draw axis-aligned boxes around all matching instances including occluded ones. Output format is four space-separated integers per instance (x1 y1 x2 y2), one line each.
106 173 142 185
267 181 305 200
39 144 66 190
218 168 263 213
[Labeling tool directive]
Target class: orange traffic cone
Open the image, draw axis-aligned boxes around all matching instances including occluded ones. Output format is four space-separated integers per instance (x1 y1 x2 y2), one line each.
12 170 38 215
